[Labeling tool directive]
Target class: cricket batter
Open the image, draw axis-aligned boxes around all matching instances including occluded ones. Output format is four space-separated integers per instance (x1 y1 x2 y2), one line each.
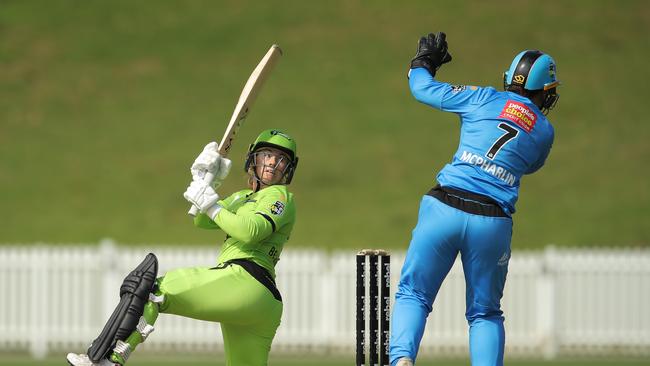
67 129 298 366
390 33 559 366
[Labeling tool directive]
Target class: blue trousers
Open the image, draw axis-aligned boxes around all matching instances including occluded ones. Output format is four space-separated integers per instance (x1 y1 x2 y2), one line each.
390 195 512 366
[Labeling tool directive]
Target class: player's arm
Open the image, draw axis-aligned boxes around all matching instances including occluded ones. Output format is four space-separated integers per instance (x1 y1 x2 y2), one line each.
192 192 247 230
526 128 555 174
194 213 220 229
212 209 273 244
409 68 450 110
184 181 272 241
214 188 291 244
409 32 489 115
408 32 452 109
410 70 491 114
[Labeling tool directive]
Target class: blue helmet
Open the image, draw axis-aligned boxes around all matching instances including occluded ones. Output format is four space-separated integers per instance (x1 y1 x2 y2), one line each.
504 50 559 90
503 50 560 114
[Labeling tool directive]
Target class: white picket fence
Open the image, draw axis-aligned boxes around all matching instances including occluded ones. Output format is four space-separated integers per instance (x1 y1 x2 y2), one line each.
0 241 649 360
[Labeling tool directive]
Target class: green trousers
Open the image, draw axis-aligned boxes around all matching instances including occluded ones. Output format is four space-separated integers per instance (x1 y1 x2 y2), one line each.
158 264 283 366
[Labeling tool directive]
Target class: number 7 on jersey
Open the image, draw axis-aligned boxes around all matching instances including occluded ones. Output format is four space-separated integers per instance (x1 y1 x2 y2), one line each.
486 123 519 160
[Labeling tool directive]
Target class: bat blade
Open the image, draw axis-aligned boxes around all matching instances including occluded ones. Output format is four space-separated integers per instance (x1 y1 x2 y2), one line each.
218 44 282 157
188 44 282 216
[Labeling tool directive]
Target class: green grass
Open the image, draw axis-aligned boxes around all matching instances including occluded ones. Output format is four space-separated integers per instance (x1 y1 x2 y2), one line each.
1 0 649 249
1 354 648 366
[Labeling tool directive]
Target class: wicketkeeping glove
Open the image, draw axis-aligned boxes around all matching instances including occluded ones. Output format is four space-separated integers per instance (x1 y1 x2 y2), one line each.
191 142 232 188
410 32 452 77
183 180 222 219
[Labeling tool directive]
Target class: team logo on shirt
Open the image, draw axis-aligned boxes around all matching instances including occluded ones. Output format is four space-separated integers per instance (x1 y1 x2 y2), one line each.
498 100 537 133
270 201 285 215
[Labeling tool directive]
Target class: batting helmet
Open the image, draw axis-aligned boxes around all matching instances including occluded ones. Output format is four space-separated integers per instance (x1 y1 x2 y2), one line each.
245 129 299 184
503 50 560 114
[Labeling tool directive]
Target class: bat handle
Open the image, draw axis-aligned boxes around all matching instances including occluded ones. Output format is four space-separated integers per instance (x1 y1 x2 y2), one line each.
187 171 216 216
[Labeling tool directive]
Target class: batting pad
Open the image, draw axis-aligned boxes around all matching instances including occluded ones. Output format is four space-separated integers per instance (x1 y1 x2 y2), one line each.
87 253 158 362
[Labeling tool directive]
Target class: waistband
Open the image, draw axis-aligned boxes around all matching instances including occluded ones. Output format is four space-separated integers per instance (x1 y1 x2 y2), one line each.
426 185 509 218
214 259 282 302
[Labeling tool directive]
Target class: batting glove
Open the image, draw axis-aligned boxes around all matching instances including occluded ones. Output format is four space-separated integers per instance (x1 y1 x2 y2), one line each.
191 142 232 188
183 180 222 219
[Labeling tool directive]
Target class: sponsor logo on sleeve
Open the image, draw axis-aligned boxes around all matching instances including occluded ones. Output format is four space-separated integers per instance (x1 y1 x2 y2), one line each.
498 100 537 133
270 201 285 215
450 85 466 93
497 252 510 266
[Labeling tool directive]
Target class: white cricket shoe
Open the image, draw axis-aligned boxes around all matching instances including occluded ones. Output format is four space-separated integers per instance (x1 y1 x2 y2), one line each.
396 357 414 366
66 353 120 366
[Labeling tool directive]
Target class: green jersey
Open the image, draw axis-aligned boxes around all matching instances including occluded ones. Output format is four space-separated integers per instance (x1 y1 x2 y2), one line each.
193 185 296 278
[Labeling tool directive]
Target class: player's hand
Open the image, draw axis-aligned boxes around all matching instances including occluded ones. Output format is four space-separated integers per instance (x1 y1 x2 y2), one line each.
191 142 232 188
410 32 452 77
183 180 222 218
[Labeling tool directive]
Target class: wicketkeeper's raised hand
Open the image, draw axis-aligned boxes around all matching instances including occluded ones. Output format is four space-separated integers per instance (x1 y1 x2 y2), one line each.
191 142 232 189
410 32 452 77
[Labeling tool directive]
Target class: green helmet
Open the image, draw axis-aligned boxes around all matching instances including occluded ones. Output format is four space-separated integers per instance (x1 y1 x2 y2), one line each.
245 129 299 184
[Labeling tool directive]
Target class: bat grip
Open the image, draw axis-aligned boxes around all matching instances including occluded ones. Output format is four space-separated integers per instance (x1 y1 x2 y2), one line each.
187 171 216 216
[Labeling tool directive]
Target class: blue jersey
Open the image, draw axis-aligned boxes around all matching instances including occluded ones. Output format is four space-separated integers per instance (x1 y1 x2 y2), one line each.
409 68 554 215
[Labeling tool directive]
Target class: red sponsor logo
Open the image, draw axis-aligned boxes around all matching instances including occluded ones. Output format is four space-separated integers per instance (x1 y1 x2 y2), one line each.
498 101 537 133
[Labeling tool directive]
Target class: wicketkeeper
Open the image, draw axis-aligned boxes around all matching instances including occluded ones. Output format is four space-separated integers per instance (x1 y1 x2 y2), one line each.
67 129 298 366
390 33 559 366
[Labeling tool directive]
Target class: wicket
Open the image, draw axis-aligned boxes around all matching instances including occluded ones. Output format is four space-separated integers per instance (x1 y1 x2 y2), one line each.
356 249 390 366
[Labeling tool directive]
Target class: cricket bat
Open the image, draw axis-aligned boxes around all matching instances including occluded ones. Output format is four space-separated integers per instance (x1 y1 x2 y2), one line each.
188 44 283 216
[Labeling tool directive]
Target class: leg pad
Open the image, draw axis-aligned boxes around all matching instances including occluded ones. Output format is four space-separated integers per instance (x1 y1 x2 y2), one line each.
87 253 158 362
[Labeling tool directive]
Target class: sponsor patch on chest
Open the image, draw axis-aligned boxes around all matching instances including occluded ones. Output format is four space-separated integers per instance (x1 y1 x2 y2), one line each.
498 100 537 133
270 201 285 215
